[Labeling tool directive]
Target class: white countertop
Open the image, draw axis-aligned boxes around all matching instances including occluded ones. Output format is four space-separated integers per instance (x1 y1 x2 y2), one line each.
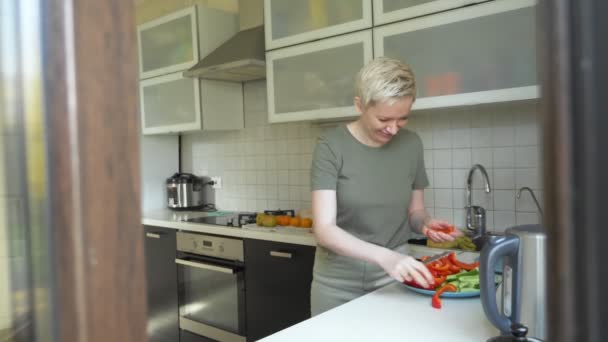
142 209 317 246
260 281 498 342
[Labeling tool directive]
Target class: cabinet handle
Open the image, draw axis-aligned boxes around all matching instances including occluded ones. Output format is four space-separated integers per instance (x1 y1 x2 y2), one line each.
146 233 161 239
270 251 292 259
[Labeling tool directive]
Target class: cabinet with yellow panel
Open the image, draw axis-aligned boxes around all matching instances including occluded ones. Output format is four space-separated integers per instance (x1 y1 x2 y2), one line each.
264 0 372 50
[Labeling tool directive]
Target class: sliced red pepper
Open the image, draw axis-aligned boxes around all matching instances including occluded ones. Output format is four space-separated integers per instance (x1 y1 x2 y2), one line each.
433 275 446 288
430 224 455 234
430 262 450 272
448 252 480 271
431 283 458 309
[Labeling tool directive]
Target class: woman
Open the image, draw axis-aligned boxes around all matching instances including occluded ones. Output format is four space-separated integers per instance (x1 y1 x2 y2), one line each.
310 57 461 315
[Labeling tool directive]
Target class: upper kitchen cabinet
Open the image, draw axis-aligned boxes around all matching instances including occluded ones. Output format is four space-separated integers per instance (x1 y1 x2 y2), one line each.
372 0 489 25
264 0 372 50
138 4 244 134
137 7 199 79
140 72 243 135
266 30 373 123
374 0 539 110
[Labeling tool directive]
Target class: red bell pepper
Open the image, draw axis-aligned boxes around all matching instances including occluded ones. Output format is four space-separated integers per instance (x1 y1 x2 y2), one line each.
431 283 458 309
448 252 480 271
430 224 455 234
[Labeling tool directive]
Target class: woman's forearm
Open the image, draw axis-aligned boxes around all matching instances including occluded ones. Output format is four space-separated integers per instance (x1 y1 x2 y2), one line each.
313 223 392 265
408 208 431 235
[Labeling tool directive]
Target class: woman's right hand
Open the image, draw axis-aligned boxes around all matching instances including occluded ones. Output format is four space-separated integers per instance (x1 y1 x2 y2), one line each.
377 249 434 288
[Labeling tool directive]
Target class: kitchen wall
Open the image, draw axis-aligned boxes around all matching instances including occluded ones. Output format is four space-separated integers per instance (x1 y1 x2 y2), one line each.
182 81 543 233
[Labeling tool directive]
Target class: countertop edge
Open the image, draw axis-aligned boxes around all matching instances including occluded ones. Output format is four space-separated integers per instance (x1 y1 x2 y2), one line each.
142 217 318 247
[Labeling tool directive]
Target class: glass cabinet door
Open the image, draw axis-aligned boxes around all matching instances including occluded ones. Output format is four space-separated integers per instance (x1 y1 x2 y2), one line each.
372 0 489 25
140 72 201 134
374 0 539 110
266 30 373 123
264 0 372 50
138 6 198 79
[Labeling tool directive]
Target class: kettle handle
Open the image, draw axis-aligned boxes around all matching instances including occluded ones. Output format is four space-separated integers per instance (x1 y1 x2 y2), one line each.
480 235 519 335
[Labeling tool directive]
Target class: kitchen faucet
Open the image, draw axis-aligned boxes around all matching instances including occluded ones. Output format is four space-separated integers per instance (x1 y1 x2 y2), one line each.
517 186 543 216
466 164 492 239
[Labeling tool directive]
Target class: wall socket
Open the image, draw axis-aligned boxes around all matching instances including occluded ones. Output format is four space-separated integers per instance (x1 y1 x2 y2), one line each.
211 176 222 189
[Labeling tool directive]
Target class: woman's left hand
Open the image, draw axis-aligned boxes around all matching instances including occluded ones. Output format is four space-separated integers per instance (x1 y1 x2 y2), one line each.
422 219 463 242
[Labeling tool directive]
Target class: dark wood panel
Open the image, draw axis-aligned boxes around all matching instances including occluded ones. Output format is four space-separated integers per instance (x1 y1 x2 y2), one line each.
244 239 315 341
144 226 179 342
540 0 608 341
42 0 145 341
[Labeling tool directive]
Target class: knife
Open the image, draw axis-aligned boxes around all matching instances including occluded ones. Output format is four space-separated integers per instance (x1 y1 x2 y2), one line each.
422 251 451 265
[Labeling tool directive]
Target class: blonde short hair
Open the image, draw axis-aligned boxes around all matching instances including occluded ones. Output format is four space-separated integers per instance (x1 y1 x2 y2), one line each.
355 57 417 109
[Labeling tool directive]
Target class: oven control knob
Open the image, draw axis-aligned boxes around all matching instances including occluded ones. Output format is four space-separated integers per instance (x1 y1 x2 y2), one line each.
219 244 225 253
192 240 197 250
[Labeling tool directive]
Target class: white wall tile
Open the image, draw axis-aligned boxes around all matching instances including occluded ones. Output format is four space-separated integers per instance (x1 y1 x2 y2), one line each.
493 147 515 168
433 169 453 188
452 169 468 189
424 188 434 207
433 149 452 169
434 208 454 222
472 148 493 168
493 190 515 210
471 127 492 147
424 150 434 169
493 211 516 232
515 146 540 168
434 189 453 208
452 149 471 169
493 169 515 190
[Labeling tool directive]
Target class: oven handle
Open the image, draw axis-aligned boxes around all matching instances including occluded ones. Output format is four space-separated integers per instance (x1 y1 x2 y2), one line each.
175 258 237 274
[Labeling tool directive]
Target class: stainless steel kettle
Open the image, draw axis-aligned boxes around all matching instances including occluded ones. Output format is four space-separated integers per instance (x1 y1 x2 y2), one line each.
480 224 546 340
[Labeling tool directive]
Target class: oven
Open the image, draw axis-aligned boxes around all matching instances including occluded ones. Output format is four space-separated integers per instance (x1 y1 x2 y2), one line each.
175 232 246 342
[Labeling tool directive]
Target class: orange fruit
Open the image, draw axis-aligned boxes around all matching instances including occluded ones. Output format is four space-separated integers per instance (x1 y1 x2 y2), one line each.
289 216 301 227
277 215 290 226
300 218 312 228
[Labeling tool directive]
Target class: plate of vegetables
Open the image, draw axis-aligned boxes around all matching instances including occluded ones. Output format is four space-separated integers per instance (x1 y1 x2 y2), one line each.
402 251 481 309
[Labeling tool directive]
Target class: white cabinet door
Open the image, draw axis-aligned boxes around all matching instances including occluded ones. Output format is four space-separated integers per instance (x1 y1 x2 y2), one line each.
264 0 372 50
372 0 489 25
138 6 198 79
374 0 539 111
267 30 373 123
140 72 201 134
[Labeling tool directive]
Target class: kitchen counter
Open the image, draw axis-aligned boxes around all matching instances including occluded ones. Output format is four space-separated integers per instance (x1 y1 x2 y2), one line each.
260 281 498 342
142 209 317 246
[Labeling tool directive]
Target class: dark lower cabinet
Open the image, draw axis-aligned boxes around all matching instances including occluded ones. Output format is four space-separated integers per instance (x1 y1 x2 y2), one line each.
244 239 315 341
144 225 179 342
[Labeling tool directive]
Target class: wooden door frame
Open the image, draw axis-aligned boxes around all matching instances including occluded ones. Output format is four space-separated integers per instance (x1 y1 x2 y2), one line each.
540 0 608 341
42 0 146 341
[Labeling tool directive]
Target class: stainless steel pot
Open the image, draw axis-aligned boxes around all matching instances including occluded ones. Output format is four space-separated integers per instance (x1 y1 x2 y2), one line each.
166 173 204 209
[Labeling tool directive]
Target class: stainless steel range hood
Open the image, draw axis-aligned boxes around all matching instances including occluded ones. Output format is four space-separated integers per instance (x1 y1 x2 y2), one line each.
183 25 265 82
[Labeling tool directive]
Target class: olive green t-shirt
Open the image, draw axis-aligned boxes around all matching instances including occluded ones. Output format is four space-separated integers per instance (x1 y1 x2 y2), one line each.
311 125 429 249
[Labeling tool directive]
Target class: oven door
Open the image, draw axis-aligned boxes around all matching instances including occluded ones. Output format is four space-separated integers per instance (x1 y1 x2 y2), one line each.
176 255 246 342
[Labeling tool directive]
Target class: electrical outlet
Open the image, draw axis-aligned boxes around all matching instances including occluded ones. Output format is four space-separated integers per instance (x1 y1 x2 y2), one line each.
211 176 222 189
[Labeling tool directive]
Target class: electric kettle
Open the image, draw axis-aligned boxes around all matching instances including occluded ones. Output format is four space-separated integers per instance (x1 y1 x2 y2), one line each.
479 224 546 340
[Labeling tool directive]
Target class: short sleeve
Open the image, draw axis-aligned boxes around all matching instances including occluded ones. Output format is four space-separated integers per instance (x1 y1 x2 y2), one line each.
412 137 429 190
310 136 339 191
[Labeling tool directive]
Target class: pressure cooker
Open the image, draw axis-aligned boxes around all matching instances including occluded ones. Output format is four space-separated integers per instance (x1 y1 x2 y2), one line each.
166 173 205 210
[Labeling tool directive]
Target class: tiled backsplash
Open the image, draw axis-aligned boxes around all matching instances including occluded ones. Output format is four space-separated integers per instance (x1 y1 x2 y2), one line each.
182 81 542 233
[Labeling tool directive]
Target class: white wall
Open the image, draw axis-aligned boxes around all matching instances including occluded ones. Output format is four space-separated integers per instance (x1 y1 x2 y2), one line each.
0 119 11 332
140 135 179 211
182 81 543 233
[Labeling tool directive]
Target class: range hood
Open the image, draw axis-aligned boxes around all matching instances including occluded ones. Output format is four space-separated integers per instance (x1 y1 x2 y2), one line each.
183 25 266 82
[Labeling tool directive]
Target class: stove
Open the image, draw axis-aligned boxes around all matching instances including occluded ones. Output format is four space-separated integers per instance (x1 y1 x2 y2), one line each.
185 212 257 227
185 209 296 227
